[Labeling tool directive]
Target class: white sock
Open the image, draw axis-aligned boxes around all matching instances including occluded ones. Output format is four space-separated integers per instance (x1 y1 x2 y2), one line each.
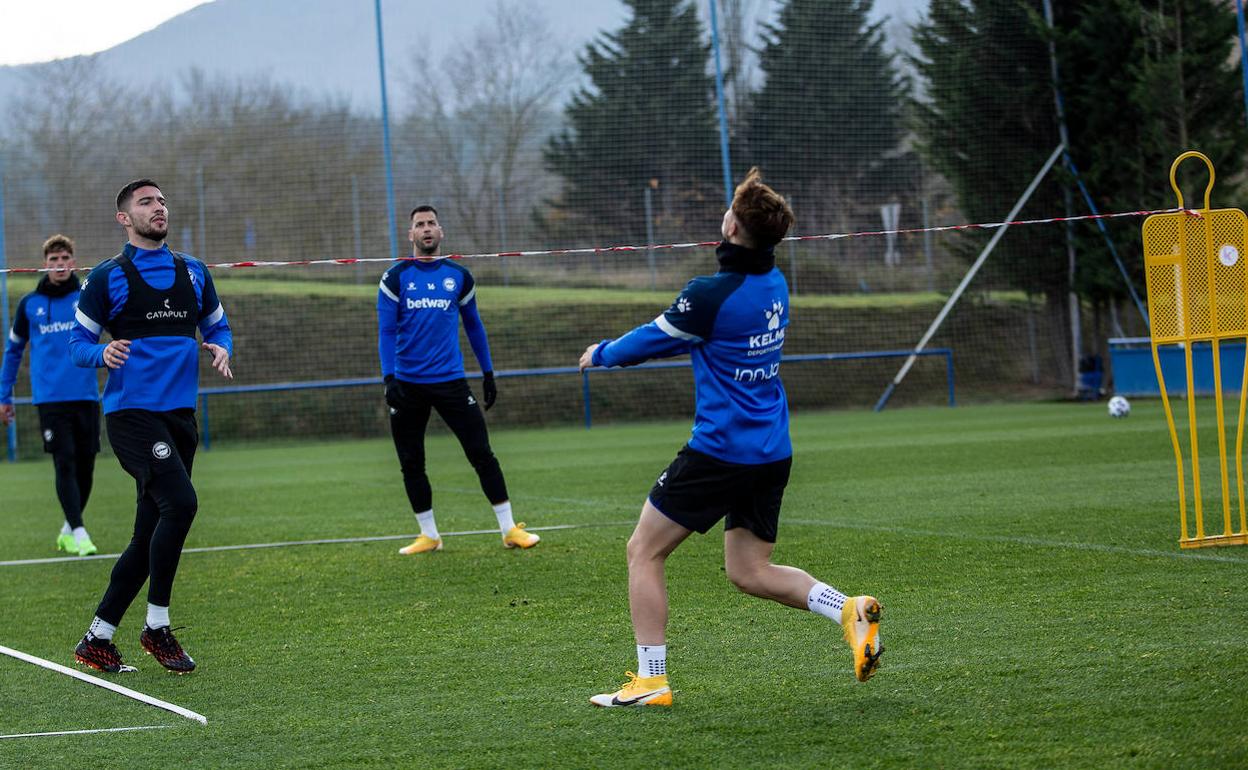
416 510 440 540
637 644 667 678
87 617 116 641
73 527 89 542
61 522 72 535
807 582 848 624
493 501 515 533
146 604 171 630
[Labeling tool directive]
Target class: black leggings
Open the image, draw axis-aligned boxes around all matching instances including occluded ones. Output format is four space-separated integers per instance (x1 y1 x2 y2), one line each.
52 450 95 529
389 377 507 512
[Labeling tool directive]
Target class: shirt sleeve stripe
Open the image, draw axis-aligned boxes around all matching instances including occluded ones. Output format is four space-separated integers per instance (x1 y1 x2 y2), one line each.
8 329 24 344
458 285 476 306
655 314 701 342
379 278 399 303
203 304 225 327
75 309 102 336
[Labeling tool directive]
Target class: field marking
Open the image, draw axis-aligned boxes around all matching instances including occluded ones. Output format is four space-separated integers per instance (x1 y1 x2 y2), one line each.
0 521 635 568
786 519 1248 564
0 644 207 725
0 725 170 740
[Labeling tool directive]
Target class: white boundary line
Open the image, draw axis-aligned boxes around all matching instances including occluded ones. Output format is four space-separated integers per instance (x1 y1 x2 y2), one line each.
0 645 207 725
785 519 1248 564
0 725 171 740
0 522 634 568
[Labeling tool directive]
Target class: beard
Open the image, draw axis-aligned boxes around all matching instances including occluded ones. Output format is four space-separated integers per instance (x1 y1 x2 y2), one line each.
415 238 440 256
134 218 168 242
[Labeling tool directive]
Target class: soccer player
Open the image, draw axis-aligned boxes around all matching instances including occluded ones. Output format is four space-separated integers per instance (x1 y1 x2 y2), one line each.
1 235 102 556
68 179 233 674
379 205 539 554
580 169 882 708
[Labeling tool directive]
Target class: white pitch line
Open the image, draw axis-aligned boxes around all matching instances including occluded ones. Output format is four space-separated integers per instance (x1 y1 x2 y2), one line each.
0 645 207 724
0 725 171 740
785 519 1248 564
0 521 636 568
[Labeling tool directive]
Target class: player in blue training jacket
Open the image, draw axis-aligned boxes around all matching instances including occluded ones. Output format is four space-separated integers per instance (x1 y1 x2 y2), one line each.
379 205 539 555
580 169 883 708
1 234 102 556
68 179 233 675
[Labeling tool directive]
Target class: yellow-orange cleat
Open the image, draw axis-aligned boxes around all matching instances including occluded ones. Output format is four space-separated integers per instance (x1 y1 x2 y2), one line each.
841 595 883 682
503 523 540 549
398 535 443 555
590 672 672 707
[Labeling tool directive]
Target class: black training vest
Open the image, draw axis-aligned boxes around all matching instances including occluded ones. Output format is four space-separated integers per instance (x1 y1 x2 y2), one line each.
106 253 199 341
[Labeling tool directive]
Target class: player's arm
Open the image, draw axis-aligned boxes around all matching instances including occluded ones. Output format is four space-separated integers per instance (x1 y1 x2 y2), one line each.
581 279 712 370
196 264 233 379
70 266 128 370
457 274 499 409
377 268 401 380
0 296 30 423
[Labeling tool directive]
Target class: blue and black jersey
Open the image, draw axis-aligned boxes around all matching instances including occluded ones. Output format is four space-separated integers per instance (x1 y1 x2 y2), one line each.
1 274 99 406
69 243 232 414
592 242 791 465
378 258 493 383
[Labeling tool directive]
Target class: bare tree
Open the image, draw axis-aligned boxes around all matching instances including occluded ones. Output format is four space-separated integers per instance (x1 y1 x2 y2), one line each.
401 1 573 252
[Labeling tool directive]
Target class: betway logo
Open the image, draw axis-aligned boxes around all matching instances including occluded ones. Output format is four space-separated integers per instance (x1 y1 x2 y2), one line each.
145 309 190 320
406 297 452 311
38 321 75 335
749 328 785 348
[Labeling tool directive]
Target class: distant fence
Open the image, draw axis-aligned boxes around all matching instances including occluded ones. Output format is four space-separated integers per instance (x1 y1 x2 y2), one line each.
4 348 954 460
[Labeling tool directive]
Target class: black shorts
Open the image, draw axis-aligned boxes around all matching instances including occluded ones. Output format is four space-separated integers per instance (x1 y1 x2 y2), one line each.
105 408 198 488
647 446 792 543
37 401 101 456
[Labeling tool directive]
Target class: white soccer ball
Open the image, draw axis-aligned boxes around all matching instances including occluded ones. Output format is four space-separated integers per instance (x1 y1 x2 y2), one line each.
1108 395 1131 419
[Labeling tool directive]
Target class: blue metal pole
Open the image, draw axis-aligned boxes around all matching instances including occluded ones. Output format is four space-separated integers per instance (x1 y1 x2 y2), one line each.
374 0 400 260
708 0 734 206
945 350 956 407
0 159 14 462
1238 0 1248 131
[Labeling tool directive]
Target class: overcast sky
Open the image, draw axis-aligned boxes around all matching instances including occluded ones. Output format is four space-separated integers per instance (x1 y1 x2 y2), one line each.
1 0 210 66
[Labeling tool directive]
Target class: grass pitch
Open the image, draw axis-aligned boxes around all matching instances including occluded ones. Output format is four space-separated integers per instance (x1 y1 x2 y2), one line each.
1 403 1246 769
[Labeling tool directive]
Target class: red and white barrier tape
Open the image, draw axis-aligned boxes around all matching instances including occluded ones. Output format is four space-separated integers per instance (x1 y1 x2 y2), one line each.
0 206 1195 274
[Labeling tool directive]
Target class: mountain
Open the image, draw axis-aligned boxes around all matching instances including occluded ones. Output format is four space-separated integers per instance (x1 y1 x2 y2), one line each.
0 0 926 116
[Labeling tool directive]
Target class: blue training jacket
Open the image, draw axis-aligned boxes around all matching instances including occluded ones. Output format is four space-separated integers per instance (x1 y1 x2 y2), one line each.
1 275 99 405
592 242 791 465
70 244 232 414
377 257 493 383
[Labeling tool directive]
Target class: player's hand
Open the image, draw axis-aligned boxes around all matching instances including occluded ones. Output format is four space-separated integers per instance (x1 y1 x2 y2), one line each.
0 403 13 426
579 344 600 372
103 339 131 369
384 375 402 409
202 343 233 379
482 372 497 411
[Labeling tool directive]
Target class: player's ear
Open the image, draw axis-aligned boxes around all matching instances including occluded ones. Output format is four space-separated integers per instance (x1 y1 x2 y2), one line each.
115 210 130 227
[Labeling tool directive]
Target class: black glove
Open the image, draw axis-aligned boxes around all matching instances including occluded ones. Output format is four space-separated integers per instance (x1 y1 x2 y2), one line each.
384 375 402 409
482 372 497 411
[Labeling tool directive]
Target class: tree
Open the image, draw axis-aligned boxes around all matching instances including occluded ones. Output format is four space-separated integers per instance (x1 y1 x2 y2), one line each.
748 0 909 237
1054 0 1248 303
401 1 573 253
545 0 721 243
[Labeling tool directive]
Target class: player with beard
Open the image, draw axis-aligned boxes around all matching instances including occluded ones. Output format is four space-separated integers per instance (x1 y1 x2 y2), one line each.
379 205 539 554
68 179 234 674
1 235 102 556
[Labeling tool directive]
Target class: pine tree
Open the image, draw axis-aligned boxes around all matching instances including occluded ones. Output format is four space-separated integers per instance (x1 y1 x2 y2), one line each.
747 0 909 236
544 0 721 242
1056 0 1248 302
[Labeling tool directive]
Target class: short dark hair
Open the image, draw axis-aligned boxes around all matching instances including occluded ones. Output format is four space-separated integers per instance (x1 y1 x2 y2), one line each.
42 234 75 257
731 167 794 248
410 205 439 220
116 178 160 211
